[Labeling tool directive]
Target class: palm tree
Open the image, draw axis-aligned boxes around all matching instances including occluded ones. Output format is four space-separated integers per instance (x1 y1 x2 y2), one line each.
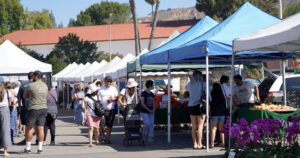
129 0 141 56
145 0 157 21
148 0 160 51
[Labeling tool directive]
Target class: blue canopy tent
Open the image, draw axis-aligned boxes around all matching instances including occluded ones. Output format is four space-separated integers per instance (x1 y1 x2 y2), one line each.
140 2 282 151
135 16 218 143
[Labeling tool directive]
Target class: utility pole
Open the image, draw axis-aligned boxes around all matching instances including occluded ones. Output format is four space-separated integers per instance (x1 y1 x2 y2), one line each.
279 0 283 19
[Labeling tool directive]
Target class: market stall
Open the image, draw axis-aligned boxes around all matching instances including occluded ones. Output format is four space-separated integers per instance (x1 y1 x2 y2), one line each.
140 2 281 151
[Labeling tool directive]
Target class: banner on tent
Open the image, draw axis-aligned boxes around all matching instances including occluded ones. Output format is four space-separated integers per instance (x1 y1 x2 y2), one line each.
244 64 263 79
293 54 300 74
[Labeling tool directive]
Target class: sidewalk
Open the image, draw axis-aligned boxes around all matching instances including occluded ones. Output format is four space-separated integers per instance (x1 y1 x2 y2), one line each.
6 109 225 158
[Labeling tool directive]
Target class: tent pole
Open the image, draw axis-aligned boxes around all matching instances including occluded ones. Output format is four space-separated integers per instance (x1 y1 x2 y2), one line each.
229 51 235 152
167 62 171 143
281 59 287 106
117 78 120 125
139 65 143 95
62 82 65 109
206 56 209 153
67 83 69 110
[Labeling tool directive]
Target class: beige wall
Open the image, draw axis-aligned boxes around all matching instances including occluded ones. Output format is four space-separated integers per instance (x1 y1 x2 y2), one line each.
25 38 167 57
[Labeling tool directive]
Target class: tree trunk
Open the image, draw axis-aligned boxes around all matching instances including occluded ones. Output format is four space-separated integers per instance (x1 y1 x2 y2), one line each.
148 0 160 51
129 0 141 56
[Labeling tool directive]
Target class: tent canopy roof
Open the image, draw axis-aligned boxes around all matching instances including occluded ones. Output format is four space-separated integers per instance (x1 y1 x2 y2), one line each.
234 12 300 52
140 16 218 64
0 40 52 75
141 2 281 65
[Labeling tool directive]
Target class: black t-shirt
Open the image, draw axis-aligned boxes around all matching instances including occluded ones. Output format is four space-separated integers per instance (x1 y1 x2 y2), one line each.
140 90 154 113
210 83 226 116
17 81 31 111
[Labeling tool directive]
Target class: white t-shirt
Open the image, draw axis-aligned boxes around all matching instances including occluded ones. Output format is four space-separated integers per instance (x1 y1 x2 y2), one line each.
233 81 255 104
0 90 12 108
120 88 136 105
185 81 206 107
98 86 118 110
84 96 98 117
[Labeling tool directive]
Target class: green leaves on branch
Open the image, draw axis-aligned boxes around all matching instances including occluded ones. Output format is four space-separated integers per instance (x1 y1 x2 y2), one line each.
69 1 131 27
283 3 300 18
196 0 278 21
23 9 54 30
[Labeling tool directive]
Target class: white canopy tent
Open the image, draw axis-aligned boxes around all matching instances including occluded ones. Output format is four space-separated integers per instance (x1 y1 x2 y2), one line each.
53 62 78 81
84 56 121 82
0 40 52 76
59 63 91 82
233 12 300 52
65 60 107 82
105 54 135 80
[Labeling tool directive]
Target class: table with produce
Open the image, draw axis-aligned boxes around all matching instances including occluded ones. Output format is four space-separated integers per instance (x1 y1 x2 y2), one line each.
236 103 300 123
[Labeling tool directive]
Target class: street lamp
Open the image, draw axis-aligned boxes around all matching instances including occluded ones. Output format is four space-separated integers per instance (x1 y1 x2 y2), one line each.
109 13 112 62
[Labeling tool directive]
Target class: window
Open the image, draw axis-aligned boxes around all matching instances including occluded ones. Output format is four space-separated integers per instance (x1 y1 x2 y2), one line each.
280 77 300 91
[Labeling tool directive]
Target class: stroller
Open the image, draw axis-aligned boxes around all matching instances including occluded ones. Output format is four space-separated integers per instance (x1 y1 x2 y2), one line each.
123 103 145 146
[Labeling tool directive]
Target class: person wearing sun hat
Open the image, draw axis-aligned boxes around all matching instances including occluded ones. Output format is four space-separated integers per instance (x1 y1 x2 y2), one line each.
98 76 118 144
118 78 139 123
84 83 101 147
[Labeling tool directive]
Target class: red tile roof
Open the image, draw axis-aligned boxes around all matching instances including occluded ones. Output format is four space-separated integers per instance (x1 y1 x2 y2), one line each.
0 20 195 46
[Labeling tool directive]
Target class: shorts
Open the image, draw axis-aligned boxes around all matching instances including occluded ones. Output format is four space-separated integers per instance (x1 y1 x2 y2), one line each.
188 105 206 116
20 109 27 125
101 110 116 128
211 116 225 123
25 109 47 127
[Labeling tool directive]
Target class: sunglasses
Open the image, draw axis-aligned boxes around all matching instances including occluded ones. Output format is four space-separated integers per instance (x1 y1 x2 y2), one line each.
106 80 112 83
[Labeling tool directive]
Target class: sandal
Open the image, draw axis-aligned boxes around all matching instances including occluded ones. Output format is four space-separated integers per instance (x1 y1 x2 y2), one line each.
209 145 214 148
218 143 225 147
96 142 101 145
198 145 206 149
88 144 94 147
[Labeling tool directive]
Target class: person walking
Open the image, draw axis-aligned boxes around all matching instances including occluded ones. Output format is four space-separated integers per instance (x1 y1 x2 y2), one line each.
185 71 206 149
118 78 139 124
0 79 12 156
98 76 118 144
72 85 85 126
209 75 230 148
23 71 48 154
140 80 155 143
84 84 101 147
17 72 34 144
44 85 58 146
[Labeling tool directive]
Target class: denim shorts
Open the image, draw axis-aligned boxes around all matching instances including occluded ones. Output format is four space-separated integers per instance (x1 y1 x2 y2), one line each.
211 116 225 123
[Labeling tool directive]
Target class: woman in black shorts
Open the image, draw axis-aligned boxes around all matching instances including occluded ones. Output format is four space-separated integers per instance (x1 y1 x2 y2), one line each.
185 71 206 149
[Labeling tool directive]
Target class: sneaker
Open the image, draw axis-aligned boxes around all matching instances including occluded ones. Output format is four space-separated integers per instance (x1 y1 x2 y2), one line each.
23 148 31 154
43 141 47 146
106 139 111 144
37 149 43 154
50 141 55 146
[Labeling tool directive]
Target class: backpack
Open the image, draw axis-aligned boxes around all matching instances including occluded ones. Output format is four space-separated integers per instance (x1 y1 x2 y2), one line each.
87 95 105 117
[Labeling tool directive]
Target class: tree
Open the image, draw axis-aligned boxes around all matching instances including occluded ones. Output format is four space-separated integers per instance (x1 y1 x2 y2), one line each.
145 0 157 21
0 0 24 36
49 10 57 27
98 52 123 62
23 9 54 30
284 2 300 18
129 0 141 56
196 0 278 21
148 0 160 51
46 33 101 73
68 1 131 26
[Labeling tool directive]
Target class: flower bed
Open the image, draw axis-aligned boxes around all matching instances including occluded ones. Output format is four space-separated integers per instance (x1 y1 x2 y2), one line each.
223 115 300 158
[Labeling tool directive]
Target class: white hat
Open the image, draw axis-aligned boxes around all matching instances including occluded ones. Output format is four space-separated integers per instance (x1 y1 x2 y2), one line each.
87 84 99 94
126 78 138 88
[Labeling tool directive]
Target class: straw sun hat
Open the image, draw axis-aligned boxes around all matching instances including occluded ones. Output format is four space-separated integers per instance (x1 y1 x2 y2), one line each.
126 78 138 88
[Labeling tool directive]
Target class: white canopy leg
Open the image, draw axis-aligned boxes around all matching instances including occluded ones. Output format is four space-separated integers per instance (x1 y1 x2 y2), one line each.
229 52 236 151
281 59 287 106
206 56 209 152
168 62 171 143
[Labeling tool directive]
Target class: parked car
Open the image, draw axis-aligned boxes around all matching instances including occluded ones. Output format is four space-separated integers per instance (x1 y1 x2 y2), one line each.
267 74 300 108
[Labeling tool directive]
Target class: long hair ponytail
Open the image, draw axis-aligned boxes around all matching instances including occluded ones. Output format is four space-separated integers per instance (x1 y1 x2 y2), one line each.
0 82 5 102
191 70 203 84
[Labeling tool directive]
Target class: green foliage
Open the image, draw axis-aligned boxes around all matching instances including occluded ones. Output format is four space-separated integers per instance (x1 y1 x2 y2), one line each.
18 44 46 62
284 3 300 18
68 1 131 26
23 9 54 30
49 10 56 27
98 52 123 62
45 33 100 73
145 0 157 5
196 0 278 21
0 0 24 36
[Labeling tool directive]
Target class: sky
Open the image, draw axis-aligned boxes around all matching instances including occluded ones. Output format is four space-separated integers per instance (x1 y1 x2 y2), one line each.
20 0 197 27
